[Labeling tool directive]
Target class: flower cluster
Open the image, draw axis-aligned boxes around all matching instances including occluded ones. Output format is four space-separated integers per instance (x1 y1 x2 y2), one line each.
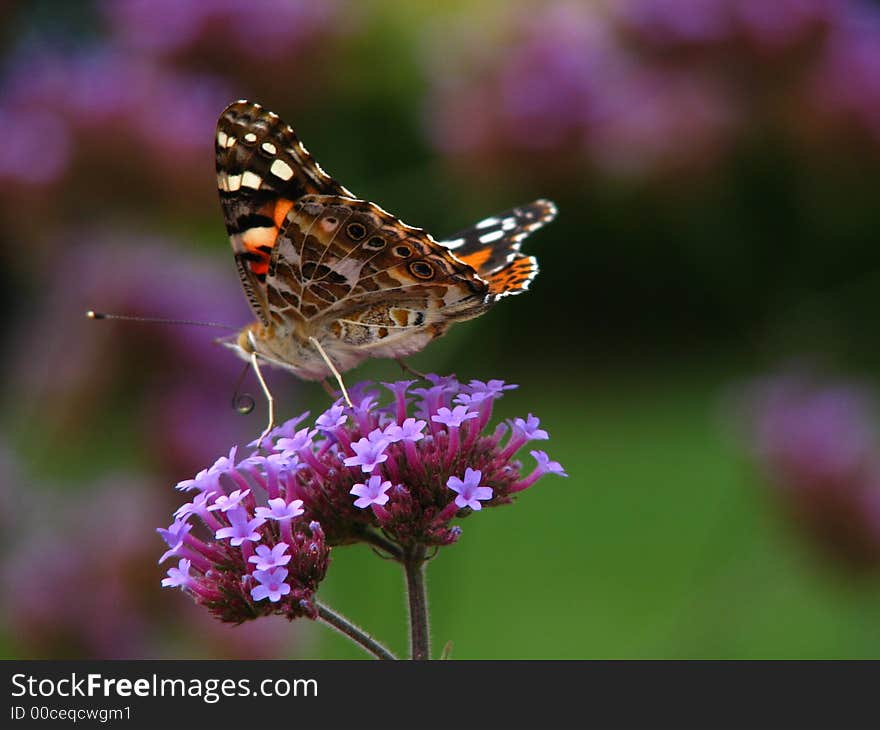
159 474 330 623
161 376 566 622
740 373 880 569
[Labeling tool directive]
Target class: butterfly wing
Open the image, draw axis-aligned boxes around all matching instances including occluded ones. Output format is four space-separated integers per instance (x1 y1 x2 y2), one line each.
261 195 489 366
215 100 354 325
440 198 556 298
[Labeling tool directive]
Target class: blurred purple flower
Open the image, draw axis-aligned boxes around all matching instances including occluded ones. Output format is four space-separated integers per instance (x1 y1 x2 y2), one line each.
0 47 230 193
807 5 880 144
739 373 880 569
0 473 301 658
12 234 259 475
103 0 346 61
425 0 880 179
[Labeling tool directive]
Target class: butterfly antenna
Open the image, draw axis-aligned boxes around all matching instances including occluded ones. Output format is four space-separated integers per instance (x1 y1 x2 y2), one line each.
86 310 238 331
231 361 256 415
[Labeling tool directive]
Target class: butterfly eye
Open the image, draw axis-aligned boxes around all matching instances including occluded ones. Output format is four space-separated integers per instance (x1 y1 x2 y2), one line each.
346 222 367 240
365 236 385 250
408 261 434 280
394 245 412 258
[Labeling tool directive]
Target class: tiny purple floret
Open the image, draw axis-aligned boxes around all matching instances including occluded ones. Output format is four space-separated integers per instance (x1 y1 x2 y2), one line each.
251 567 291 603
446 467 493 510
248 543 291 571
351 475 393 509
214 507 265 547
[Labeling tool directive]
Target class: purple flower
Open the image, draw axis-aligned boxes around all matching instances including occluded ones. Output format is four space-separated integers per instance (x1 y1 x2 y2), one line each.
316 404 347 430
531 450 568 477
513 414 549 441
175 468 213 492
276 428 317 455
162 558 194 589
432 406 478 428
447 468 494 511
250 412 312 446
255 498 304 522
351 476 393 509
207 488 250 512
157 482 328 622
249 543 291 571
251 568 291 603
383 418 426 443
157 520 192 563
214 507 265 547
166 376 563 555
343 432 390 473
174 490 216 521
738 372 880 570
468 379 518 398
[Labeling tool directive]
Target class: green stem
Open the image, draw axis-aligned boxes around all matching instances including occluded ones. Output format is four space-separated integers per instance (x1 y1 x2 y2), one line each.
404 544 430 660
316 601 397 660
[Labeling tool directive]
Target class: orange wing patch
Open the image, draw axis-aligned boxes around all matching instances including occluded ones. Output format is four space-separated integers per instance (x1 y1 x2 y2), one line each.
485 255 538 298
457 247 493 271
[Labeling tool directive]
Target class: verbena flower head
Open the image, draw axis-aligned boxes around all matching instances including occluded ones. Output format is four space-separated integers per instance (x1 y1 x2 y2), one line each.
161 375 567 604
160 455 330 622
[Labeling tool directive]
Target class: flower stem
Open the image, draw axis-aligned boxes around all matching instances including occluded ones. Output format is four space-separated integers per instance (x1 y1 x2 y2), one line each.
356 525 403 560
316 601 397 660
404 544 430 660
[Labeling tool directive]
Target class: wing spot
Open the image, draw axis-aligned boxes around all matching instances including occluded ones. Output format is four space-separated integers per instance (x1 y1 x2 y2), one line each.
365 236 385 250
261 142 277 154
479 230 505 244
241 171 262 190
346 222 366 240
394 245 412 258
270 159 294 180
408 261 435 280
243 132 257 143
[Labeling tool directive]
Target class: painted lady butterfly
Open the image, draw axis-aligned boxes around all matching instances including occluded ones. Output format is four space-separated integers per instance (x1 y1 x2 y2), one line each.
216 100 556 397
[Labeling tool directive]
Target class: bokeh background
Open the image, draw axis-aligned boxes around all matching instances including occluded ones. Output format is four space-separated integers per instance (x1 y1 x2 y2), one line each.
2 0 880 659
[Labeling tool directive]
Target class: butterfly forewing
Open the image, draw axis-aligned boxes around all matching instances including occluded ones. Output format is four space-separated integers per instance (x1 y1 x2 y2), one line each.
215 100 355 324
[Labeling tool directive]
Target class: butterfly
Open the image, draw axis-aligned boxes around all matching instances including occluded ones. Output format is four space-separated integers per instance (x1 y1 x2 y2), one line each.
215 100 556 404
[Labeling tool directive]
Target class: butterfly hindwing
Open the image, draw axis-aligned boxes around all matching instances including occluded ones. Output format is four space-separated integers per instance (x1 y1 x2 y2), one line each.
264 194 489 324
440 198 555 298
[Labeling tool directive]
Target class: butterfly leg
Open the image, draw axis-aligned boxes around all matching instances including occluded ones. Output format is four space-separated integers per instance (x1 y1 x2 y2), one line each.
249 351 275 448
396 358 427 380
309 336 353 407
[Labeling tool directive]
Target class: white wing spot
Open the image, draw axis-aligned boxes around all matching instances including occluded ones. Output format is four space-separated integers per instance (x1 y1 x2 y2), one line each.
444 237 465 249
261 142 277 154
241 171 262 190
225 174 242 191
502 218 517 231
243 132 257 143
217 131 229 148
479 230 505 244
270 159 294 180
476 217 500 229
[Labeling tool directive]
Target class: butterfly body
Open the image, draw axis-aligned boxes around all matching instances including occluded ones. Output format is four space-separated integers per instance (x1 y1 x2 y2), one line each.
216 100 556 381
